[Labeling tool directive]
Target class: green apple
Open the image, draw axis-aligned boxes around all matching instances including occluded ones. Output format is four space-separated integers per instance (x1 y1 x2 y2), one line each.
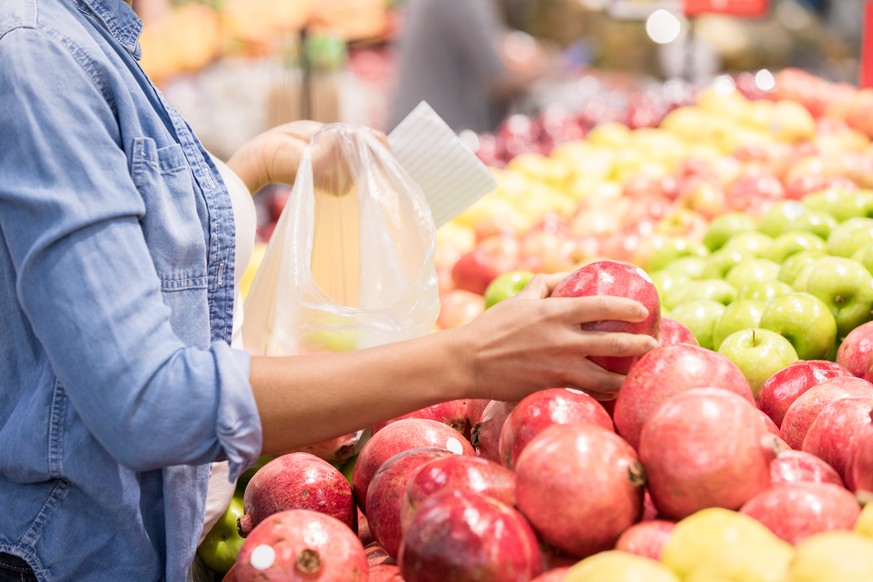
717 328 799 396
765 230 826 263
853 242 873 275
197 496 245 574
648 238 710 272
759 292 838 360
724 258 781 290
484 270 534 308
801 256 873 340
669 299 728 350
721 231 775 259
826 217 873 257
703 212 757 252
702 248 756 279
339 452 358 485
735 280 794 302
757 200 837 239
650 270 692 303
777 250 827 286
711 299 767 351
802 187 873 222
663 278 737 311
662 256 709 279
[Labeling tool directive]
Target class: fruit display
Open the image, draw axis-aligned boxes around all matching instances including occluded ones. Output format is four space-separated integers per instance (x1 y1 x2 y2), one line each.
213 68 873 581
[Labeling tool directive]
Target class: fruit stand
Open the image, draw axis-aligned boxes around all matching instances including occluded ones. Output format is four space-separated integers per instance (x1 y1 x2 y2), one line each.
126 0 873 580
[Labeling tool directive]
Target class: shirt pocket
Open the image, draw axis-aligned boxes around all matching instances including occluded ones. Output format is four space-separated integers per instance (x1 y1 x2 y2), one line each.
129 136 208 290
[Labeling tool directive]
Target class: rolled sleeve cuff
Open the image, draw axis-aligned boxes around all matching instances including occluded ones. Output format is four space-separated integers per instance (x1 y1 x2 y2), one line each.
215 344 262 481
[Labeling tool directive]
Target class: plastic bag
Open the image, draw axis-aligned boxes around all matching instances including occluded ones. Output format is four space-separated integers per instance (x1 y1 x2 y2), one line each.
243 124 440 356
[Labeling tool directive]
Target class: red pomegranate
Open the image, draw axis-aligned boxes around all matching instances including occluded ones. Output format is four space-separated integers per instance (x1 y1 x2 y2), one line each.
802 396 873 487
238 453 355 537
770 450 844 487
614 520 676 561
639 388 775 520
398 489 542 582
470 400 518 463
780 376 873 449
851 422 873 495
372 400 474 440
757 360 851 427
515 423 645 558
235 510 367 581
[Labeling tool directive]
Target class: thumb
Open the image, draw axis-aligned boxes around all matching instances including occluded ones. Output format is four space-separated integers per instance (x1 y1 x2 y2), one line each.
515 273 568 300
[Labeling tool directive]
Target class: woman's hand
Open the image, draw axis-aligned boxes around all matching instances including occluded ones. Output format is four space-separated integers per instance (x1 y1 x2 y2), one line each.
451 273 660 401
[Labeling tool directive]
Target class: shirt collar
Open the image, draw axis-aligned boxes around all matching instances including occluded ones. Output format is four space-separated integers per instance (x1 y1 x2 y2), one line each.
74 0 143 59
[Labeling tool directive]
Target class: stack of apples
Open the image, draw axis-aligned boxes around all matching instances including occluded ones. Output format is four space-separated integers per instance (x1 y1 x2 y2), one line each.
213 259 873 581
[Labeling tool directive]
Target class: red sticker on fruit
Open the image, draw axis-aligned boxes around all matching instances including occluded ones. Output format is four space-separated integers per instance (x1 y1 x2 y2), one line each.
684 0 768 17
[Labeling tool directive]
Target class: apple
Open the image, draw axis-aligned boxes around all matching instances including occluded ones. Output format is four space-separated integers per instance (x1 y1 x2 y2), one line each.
852 242 873 275
659 316 699 346
797 257 873 341
702 248 756 279
198 496 246 575
711 299 766 351
483 270 533 309
739 482 861 545
649 270 692 302
613 343 754 449
802 186 873 222
770 449 844 487
661 256 709 280
647 238 709 272
780 375 873 449
836 320 873 377
765 231 827 264
802 396 873 487
717 329 799 396
735 280 794 302
757 360 852 427
551 260 661 375
721 231 775 259
725 258 781 290
437 289 485 330
825 217 873 257
450 249 500 295
777 250 826 286
756 200 835 239
758 292 838 360
662 278 737 311
702 212 757 252
667 300 726 351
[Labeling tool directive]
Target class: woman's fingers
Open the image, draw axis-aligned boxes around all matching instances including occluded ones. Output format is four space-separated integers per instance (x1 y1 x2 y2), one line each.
548 295 652 325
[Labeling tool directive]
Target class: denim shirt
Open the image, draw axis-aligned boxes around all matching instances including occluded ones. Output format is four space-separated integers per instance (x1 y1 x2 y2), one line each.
0 0 263 580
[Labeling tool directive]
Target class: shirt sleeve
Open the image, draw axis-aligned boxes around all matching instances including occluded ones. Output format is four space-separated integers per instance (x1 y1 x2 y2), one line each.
0 28 261 479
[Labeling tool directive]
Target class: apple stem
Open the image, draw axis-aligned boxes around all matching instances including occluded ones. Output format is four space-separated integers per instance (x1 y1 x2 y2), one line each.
627 461 647 488
296 548 323 574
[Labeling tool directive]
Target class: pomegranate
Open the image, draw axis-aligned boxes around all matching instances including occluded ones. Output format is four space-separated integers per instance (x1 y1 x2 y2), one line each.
639 388 775 520
398 489 542 582
851 422 873 495
291 430 363 464
739 482 861 544
780 376 873 449
614 520 676 561
613 344 754 449
802 396 873 487
658 316 699 346
515 423 645 558
498 387 613 469
531 568 570 581
755 408 783 439
235 510 367 581
365 448 451 559
466 399 491 427
372 400 473 440
353 418 474 513
551 260 661 374
770 450 844 487
757 360 851 427
470 400 518 463
836 320 873 377
401 454 516 532
238 453 355 537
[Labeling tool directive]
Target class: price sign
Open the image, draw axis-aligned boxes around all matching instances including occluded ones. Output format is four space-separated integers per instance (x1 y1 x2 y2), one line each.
683 0 768 17
863 1 873 88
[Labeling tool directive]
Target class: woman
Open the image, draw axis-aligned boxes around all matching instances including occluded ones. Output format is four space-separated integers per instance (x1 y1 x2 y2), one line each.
0 1 657 580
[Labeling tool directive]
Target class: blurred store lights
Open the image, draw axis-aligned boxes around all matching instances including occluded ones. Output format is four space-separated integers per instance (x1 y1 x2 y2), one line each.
646 9 683 45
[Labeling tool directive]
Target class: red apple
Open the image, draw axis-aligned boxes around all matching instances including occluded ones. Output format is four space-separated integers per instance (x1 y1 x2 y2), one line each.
238 453 355 537
372 400 474 441
515 423 645 558
802 396 873 487
498 387 613 469
353 419 474 514
398 489 542 582
401 454 516 533
437 289 485 330
739 482 861 544
614 520 676 561
639 388 776 520
235 510 367 582
780 376 873 449
470 400 518 463
851 422 873 495
658 316 700 346
770 450 844 487
366 448 452 559
613 344 754 449
551 260 661 374
450 249 499 296
757 360 851 428
839 320 873 377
